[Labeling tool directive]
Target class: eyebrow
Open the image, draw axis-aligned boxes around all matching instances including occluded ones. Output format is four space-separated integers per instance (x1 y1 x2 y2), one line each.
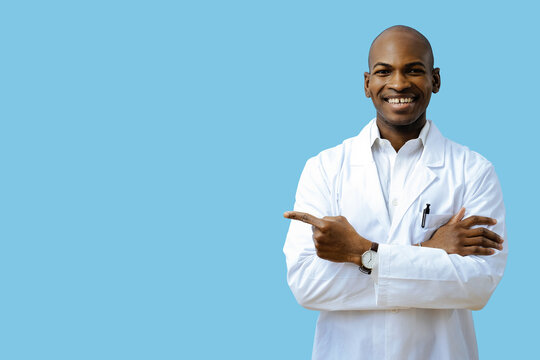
405 61 426 68
372 62 391 68
372 61 427 69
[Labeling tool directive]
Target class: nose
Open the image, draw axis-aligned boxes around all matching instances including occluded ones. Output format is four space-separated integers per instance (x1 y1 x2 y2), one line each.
388 71 411 91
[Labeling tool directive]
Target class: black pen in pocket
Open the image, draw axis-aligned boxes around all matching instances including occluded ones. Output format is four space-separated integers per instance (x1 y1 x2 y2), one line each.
421 204 431 228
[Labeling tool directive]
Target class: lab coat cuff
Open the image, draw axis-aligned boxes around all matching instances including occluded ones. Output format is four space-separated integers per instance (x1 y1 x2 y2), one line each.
373 243 390 306
374 244 453 308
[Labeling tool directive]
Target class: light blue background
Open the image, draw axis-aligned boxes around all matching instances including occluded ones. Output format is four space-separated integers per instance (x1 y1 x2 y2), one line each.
0 1 536 359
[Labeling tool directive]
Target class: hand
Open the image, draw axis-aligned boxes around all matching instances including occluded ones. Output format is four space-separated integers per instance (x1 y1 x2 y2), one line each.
284 211 371 266
422 208 504 256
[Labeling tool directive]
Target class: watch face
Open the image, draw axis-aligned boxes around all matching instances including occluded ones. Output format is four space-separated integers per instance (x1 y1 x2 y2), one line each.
362 250 376 269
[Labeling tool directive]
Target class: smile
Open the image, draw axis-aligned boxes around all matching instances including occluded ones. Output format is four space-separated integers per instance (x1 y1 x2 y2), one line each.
385 97 415 104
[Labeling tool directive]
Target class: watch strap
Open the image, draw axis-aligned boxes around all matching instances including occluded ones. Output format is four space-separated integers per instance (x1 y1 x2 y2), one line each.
358 264 372 274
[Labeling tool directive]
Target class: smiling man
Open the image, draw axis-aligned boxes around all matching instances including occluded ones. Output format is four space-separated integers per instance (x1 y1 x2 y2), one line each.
283 26 507 360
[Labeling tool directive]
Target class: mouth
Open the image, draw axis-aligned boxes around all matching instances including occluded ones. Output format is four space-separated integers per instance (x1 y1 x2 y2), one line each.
384 96 417 105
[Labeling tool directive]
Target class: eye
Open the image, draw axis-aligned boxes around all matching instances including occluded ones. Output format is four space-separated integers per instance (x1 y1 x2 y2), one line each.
374 69 390 75
409 68 425 74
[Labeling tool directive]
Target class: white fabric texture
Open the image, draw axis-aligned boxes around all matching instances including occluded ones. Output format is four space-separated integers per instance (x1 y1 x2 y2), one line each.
370 120 430 222
283 119 507 360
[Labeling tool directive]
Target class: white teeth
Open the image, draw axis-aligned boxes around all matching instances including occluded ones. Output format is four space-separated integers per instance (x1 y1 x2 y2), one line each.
387 98 414 104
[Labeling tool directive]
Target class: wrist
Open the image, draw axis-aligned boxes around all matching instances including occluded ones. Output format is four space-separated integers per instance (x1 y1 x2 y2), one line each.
358 235 372 254
351 236 371 266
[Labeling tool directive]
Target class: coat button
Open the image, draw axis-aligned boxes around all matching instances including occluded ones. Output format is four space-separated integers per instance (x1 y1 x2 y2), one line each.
392 199 398 207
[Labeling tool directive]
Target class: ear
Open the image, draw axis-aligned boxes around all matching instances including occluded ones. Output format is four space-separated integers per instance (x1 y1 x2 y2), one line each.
364 72 371 98
431 68 441 94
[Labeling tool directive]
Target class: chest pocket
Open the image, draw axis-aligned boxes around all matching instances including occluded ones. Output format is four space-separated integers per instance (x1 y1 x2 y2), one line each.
424 213 453 229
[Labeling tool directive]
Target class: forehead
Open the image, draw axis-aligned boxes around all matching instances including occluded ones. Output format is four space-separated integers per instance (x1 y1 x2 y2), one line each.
369 31 432 69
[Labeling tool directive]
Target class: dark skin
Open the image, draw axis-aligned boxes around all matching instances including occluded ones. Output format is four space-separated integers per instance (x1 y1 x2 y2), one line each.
365 27 440 152
284 27 504 266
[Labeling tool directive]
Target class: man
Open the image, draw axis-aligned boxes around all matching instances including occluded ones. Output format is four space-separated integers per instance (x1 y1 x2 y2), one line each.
283 25 507 360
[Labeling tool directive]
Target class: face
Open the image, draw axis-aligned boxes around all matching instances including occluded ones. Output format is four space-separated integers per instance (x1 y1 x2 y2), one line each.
364 31 440 128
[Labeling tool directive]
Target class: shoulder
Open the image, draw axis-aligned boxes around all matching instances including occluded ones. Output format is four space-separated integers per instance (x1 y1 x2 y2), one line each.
437 131 504 209
306 120 372 174
311 137 352 167
305 131 365 180
435 127 496 182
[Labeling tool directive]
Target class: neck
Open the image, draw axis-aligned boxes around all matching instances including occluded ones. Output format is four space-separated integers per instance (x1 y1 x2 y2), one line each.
376 116 426 152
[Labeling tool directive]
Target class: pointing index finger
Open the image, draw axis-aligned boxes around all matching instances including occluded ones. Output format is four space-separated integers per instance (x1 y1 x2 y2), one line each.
284 211 325 228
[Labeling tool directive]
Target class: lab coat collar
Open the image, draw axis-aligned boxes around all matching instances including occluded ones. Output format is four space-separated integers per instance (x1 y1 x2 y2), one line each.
351 119 445 168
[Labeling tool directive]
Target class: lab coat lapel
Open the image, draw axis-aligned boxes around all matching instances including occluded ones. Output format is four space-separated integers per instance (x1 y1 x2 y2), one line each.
349 120 391 231
389 121 446 235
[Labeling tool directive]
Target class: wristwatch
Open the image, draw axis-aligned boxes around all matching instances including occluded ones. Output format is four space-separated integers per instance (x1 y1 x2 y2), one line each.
359 242 379 274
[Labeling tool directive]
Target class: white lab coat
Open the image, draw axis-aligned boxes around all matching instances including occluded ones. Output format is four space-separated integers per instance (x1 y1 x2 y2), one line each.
283 119 507 360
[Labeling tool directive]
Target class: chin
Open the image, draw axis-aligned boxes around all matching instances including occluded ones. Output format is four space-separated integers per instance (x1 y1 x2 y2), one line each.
378 114 424 127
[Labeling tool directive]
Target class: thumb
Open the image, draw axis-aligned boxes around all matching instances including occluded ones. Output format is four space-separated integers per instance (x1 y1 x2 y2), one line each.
447 207 466 224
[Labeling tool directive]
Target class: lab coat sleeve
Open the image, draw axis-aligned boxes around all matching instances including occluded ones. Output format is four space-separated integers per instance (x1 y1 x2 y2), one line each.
284 156 385 311
374 163 507 310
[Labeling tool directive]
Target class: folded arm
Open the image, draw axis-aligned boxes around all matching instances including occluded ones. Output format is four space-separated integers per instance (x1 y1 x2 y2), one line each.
283 157 507 311
374 164 507 310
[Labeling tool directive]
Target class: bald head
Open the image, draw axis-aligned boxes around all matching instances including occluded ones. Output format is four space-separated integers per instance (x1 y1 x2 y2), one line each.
368 26 434 70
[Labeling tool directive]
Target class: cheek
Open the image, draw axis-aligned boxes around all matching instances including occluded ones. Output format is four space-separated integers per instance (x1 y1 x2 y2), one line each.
422 88 433 101
416 79 433 95
367 83 384 98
